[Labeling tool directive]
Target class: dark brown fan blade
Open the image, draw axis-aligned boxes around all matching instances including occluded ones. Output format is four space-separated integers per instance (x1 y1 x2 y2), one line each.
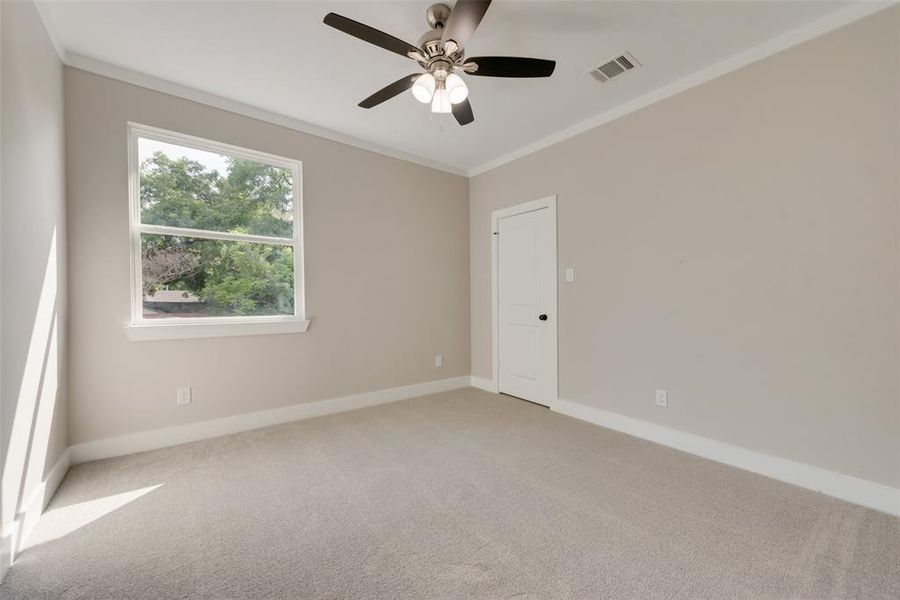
358 74 420 109
452 98 474 126
324 13 419 59
466 56 556 78
442 1 492 50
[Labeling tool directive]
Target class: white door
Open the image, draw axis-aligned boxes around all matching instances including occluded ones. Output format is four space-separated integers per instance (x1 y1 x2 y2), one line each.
496 206 557 406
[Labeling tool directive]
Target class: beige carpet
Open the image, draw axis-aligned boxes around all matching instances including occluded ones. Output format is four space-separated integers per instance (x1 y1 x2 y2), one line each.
3 388 898 599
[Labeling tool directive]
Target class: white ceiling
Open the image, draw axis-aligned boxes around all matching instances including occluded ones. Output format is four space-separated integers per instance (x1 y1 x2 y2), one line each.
42 1 856 173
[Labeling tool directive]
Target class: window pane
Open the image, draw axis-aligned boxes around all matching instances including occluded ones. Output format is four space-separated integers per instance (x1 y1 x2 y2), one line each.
141 234 294 319
138 137 294 238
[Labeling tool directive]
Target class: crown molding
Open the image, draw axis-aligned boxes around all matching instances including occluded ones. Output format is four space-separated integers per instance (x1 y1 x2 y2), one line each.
63 53 469 177
467 1 897 177
33 0 67 62
35 1 467 175
33 0 896 180
37 1 469 177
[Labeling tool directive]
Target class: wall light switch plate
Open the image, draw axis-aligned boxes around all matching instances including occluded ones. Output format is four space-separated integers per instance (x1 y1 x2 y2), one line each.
435 355 443 368
655 389 668 407
177 387 192 405
565 268 575 282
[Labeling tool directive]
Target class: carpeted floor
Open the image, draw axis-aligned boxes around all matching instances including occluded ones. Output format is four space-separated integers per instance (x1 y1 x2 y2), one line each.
3 388 898 599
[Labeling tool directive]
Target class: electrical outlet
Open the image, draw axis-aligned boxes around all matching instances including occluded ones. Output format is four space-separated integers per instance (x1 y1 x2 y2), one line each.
655 389 668 407
435 355 443 368
176 387 192 405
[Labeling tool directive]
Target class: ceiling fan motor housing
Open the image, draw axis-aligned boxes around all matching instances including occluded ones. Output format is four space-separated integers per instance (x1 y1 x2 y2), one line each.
426 4 451 29
420 4 460 61
417 29 445 59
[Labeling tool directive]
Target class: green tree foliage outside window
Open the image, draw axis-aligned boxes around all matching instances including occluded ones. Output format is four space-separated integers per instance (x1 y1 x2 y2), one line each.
140 151 295 318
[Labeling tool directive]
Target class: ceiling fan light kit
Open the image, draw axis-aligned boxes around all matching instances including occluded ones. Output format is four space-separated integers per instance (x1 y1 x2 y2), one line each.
412 73 436 103
431 85 453 114
445 74 468 104
324 1 556 126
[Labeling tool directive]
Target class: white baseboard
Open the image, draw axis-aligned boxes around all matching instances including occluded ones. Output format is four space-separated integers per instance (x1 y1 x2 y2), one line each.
3 378 471 581
470 376 496 393
551 397 900 517
69 376 471 465
1 447 72 581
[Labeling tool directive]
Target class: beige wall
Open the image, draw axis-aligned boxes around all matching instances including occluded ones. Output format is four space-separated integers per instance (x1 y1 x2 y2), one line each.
65 68 469 445
470 9 900 487
1 0 68 556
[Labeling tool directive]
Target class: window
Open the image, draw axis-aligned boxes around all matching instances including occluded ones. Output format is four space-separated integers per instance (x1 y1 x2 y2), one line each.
126 123 307 340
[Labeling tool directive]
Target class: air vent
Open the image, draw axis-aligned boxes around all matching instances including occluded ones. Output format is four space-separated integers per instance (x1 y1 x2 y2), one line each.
591 52 639 83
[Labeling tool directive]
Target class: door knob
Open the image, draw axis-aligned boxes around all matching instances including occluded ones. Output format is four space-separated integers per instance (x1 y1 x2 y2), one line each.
539 314 548 321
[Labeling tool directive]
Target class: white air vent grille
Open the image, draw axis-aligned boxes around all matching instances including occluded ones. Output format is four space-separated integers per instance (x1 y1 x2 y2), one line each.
591 52 639 83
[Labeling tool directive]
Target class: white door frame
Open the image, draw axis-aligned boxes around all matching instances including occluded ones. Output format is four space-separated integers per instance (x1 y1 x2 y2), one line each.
490 195 558 401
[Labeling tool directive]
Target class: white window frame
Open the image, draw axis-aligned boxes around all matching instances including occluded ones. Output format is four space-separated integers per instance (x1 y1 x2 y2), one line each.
125 122 308 341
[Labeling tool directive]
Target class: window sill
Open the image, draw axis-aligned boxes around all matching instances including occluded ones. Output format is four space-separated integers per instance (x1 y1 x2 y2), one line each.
125 319 310 341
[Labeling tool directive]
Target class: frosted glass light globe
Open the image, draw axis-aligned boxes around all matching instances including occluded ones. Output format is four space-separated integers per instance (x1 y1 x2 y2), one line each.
445 74 468 104
431 88 452 113
411 73 436 103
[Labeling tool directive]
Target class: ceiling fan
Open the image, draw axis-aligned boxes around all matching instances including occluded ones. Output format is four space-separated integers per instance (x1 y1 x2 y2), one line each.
323 1 556 126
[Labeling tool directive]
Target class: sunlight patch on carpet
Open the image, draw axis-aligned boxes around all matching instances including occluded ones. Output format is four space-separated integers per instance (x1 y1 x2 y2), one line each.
24 485 162 549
